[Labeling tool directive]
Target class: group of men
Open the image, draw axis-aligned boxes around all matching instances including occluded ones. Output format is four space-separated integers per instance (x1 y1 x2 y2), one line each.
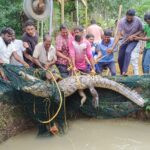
0 9 150 80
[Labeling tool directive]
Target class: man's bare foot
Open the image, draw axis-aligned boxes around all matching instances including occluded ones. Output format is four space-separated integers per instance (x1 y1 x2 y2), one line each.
50 124 59 135
122 72 128 76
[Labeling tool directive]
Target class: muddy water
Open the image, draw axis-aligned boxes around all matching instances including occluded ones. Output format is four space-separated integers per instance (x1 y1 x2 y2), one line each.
0 119 150 150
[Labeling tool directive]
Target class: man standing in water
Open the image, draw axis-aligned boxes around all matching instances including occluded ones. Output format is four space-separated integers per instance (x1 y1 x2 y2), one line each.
108 9 143 75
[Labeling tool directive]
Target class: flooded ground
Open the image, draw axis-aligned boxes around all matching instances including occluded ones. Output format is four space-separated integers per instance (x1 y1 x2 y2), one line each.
0 119 150 150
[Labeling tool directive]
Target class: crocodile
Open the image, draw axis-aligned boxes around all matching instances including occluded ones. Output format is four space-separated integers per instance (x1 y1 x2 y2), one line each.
20 72 145 108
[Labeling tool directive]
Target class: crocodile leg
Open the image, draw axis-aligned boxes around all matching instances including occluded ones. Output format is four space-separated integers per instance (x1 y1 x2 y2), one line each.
89 86 99 108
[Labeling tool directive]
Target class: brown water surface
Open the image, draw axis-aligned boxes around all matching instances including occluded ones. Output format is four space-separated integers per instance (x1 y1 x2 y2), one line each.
0 119 150 150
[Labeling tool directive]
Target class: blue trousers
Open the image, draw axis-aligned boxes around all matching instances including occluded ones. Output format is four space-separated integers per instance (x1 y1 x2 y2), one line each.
97 62 116 76
118 41 138 74
142 48 150 74
87 64 100 73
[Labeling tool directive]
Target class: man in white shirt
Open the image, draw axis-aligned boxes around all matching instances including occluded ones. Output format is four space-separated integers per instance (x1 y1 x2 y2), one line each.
33 33 61 80
0 28 29 67
33 34 57 69
10 33 26 66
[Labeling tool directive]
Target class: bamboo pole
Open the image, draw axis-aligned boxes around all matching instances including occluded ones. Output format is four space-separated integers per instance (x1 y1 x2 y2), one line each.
85 0 88 27
114 5 122 38
81 0 86 6
76 0 79 25
49 0 53 36
61 0 65 24
41 21 44 41
37 21 40 33
37 21 40 42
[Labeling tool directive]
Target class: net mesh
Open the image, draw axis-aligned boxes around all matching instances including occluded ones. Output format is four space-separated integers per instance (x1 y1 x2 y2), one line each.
0 64 150 135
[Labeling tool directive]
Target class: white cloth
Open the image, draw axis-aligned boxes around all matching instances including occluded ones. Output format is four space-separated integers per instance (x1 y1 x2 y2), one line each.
92 46 97 59
33 42 57 65
130 42 140 75
10 39 26 66
0 37 16 64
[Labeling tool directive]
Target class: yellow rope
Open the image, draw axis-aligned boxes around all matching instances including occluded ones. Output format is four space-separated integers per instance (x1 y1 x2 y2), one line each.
63 97 68 128
38 69 63 124
68 64 83 89
38 62 95 124
33 98 36 114
67 63 96 90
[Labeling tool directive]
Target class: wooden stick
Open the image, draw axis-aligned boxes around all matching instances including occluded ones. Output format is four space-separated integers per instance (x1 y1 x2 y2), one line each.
81 0 87 6
76 0 79 25
85 0 88 27
49 0 53 36
61 0 65 24
37 21 40 33
114 5 122 38
41 21 44 41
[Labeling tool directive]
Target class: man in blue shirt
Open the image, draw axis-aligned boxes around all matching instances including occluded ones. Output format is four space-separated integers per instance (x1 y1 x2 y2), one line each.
96 30 116 76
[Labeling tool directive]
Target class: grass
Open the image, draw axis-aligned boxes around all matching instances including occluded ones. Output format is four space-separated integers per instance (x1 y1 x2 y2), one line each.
103 54 144 76
116 55 143 75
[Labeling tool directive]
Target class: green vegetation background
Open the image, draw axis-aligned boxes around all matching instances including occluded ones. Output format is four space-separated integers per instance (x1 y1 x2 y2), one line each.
0 0 149 37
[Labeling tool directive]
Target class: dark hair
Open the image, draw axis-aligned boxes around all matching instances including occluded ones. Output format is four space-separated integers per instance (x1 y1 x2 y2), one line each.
75 35 82 42
104 29 112 36
74 26 84 32
86 34 94 39
144 12 150 21
43 33 51 41
91 19 96 24
126 9 136 16
24 20 35 28
60 24 67 31
1 27 15 35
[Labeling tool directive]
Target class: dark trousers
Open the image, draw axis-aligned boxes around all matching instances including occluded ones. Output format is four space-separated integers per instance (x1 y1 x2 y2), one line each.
56 64 70 78
142 48 150 74
118 41 138 74
97 62 116 76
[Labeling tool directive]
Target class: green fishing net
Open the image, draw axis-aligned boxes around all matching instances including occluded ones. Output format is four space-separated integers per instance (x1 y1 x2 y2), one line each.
0 64 150 135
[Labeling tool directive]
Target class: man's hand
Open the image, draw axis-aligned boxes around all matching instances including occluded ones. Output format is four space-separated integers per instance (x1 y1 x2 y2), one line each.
90 69 96 76
95 57 101 64
145 37 150 41
127 35 140 41
0 68 9 81
139 46 144 54
73 66 78 72
0 59 4 64
107 48 113 54
94 58 98 64
67 57 72 64
139 50 144 54
23 62 30 68
44 63 50 70
132 36 141 41
127 35 135 41
23 42 29 48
